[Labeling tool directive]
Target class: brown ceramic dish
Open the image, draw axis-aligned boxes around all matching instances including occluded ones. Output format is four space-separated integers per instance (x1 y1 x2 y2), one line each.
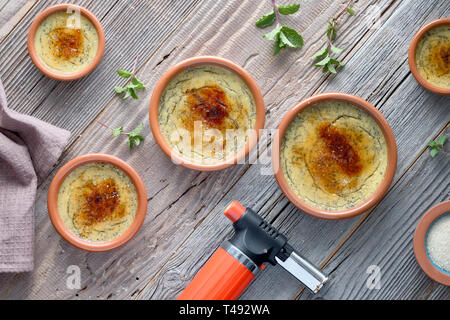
27 4 105 81
272 93 397 220
149 56 265 171
408 18 450 95
47 154 147 252
413 201 450 286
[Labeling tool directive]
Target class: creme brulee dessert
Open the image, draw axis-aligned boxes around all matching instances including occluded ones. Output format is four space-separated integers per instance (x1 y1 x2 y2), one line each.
57 162 138 242
34 10 98 73
158 64 256 164
281 101 388 211
415 25 450 88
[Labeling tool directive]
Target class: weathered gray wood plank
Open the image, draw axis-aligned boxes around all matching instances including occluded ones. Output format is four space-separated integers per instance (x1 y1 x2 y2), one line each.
0 0 36 43
297 128 449 300
0 0 401 299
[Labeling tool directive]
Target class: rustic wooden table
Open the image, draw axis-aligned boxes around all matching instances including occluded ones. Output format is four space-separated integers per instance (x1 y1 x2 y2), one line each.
0 0 448 300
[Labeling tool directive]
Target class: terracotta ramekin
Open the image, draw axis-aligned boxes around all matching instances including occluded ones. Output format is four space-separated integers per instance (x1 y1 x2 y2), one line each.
47 154 147 252
408 18 450 95
414 201 450 286
272 93 397 220
27 4 105 81
149 56 265 171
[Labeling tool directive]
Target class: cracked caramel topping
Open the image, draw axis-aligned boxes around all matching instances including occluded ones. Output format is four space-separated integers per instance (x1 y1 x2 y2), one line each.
185 85 230 129
73 178 126 231
48 27 84 60
304 121 369 195
318 123 362 176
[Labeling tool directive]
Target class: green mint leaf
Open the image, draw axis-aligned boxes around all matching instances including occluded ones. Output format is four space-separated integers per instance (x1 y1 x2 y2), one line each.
114 86 127 94
117 69 131 78
274 33 285 55
346 7 355 15
127 87 138 99
128 137 134 149
430 148 439 158
263 24 282 40
315 55 331 66
278 4 300 15
127 124 145 149
129 123 144 137
327 62 337 74
313 46 328 60
135 135 145 144
112 126 123 137
128 135 144 149
331 45 344 55
123 90 131 99
255 11 276 28
428 141 438 148
322 64 329 73
437 135 448 147
330 58 345 67
131 77 145 90
279 26 304 48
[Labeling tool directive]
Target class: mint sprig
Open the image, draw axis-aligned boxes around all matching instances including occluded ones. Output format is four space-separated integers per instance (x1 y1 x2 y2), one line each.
114 56 146 99
97 121 145 150
428 134 448 158
256 1 303 55
313 0 355 74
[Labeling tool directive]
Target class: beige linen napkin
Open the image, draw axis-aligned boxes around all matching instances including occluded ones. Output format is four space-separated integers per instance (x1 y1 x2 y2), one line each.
0 80 70 272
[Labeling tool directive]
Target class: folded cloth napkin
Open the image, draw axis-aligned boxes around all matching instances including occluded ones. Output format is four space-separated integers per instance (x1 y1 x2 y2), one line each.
0 80 70 272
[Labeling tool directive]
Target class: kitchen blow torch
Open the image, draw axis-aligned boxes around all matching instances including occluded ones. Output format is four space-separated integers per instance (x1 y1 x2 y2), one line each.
178 201 328 300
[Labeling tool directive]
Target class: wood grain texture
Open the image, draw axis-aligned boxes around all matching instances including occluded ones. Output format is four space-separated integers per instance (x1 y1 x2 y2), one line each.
0 0 448 301
0 0 36 43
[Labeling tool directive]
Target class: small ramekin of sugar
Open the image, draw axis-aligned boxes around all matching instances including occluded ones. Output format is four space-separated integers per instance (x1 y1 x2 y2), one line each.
414 201 450 286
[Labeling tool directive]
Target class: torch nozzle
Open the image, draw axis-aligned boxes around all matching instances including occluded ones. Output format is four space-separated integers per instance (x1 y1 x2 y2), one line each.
224 201 328 294
275 249 328 293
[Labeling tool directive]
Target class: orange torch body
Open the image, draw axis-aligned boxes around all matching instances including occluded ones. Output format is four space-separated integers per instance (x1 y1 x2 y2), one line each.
177 247 255 300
